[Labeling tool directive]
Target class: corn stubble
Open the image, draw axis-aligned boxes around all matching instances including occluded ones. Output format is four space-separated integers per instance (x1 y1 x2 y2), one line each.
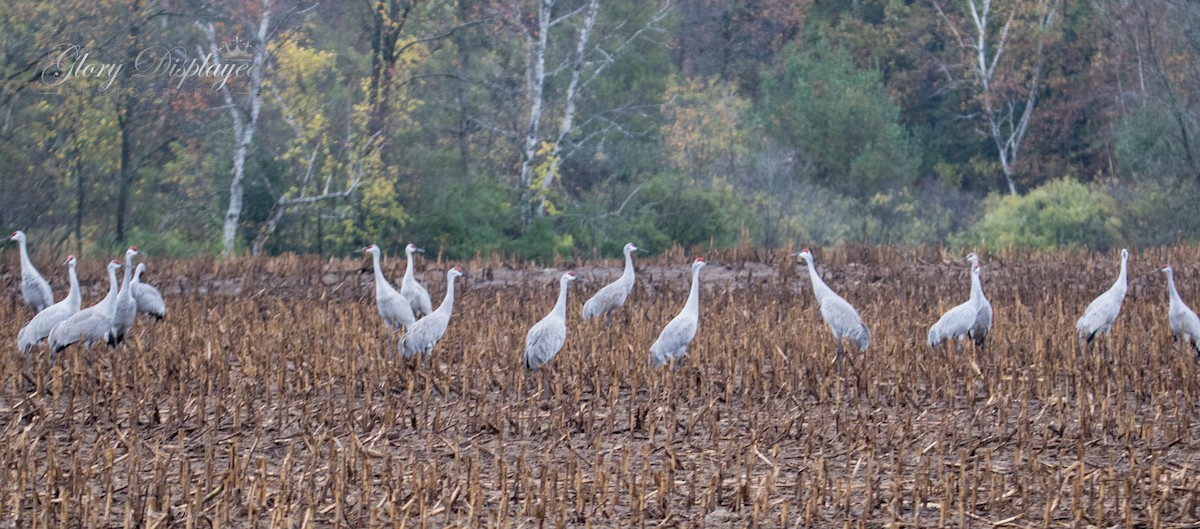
1 246 1199 528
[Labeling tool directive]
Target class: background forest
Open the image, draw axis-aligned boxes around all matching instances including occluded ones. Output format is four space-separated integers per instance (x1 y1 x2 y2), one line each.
0 0 1195 259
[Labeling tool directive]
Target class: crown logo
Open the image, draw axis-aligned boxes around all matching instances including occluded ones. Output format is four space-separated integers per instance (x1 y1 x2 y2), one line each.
219 35 254 62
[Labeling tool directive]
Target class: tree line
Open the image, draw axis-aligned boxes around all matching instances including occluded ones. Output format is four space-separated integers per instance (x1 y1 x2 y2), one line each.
0 0 1196 259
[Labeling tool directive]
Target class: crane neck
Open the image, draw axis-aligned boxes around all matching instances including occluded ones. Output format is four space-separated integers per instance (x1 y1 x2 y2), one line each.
969 270 983 306
437 273 458 314
621 249 635 280
803 258 834 301
404 250 416 279
101 266 120 309
370 251 387 288
1113 254 1128 292
1166 269 1183 307
121 252 135 291
66 263 81 311
552 278 571 318
684 265 703 314
15 237 33 273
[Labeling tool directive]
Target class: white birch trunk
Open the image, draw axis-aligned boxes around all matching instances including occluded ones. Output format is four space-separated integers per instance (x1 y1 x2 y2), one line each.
214 0 273 257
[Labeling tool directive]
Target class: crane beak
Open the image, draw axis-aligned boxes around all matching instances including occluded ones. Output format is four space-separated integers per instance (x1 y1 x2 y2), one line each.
414 247 425 253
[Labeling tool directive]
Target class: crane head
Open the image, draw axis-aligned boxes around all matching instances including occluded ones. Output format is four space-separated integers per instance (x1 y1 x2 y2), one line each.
127 246 139 256
9 230 21 241
108 259 122 269
406 243 425 254
963 252 979 264
64 255 76 265
361 244 377 253
692 257 707 270
1159 264 1172 273
564 271 576 281
1120 248 1129 260
449 266 464 278
625 242 638 253
793 248 813 261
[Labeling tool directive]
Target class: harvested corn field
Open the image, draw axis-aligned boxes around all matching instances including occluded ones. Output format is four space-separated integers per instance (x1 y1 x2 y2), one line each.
2 245 1199 528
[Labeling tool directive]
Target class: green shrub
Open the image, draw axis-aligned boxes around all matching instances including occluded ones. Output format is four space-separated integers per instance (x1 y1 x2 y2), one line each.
957 177 1122 250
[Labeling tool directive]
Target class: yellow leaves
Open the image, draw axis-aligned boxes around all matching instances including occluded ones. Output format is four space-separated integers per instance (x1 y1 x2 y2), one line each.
531 140 564 215
660 78 750 179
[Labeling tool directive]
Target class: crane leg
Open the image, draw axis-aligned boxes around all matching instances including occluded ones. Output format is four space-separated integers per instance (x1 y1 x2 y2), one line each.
541 368 551 400
835 341 844 374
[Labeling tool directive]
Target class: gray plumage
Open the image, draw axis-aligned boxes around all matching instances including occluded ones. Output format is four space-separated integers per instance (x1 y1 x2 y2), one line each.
1159 265 1200 355
363 244 416 332
650 258 706 367
110 262 142 346
582 242 637 321
524 271 577 371
794 249 870 362
928 265 984 350
133 281 166 320
47 259 122 353
400 243 433 317
17 256 81 353
400 267 464 360
10 230 54 313
1076 248 1129 344
963 253 993 348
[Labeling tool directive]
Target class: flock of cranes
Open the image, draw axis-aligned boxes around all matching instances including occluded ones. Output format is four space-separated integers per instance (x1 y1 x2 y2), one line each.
10 229 1200 375
10 233 165 354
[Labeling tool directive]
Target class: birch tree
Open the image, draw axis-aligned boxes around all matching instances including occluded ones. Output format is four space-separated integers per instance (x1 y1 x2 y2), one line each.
249 40 382 255
508 0 670 224
933 0 1061 195
201 0 274 257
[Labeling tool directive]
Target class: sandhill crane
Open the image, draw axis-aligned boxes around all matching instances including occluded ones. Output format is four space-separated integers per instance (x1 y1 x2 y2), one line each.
650 258 706 368
9 230 54 313
17 256 81 353
110 262 142 347
928 265 984 351
1076 248 1129 347
363 244 416 339
400 243 433 317
400 266 465 363
132 265 166 320
583 242 638 322
963 253 993 348
524 271 577 396
794 249 870 369
1158 264 1200 355
47 259 122 353
119 245 166 320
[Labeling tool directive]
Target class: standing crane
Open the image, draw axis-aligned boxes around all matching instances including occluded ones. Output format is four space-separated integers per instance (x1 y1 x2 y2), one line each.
928 264 984 351
963 253 993 349
650 258 706 368
1158 264 1200 355
119 246 166 320
47 259 122 353
9 230 54 313
582 242 638 323
794 249 870 369
400 266 465 363
523 271 577 396
17 256 81 353
1076 248 1129 347
109 261 142 347
132 263 167 321
363 244 416 342
400 243 433 317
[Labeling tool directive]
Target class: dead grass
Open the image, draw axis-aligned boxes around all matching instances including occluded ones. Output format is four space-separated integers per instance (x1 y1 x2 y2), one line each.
1 244 1199 528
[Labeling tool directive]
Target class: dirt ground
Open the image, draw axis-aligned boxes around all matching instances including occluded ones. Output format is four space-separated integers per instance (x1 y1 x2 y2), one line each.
1 245 1199 528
